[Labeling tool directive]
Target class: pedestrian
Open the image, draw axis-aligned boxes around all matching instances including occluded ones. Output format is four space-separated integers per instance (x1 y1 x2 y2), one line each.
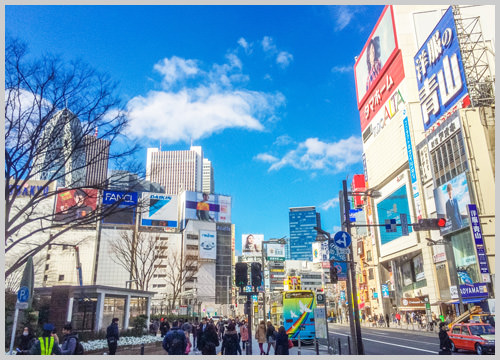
265 321 277 355
192 317 199 349
385 313 390 328
217 320 225 341
221 322 242 355
255 320 267 355
396 312 401 325
200 322 219 355
163 320 187 355
149 320 156 335
240 320 249 351
184 328 192 354
197 317 208 352
486 314 495 327
51 327 60 344
160 319 170 337
29 323 62 355
438 322 452 355
60 323 79 355
106 317 120 355
274 326 289 355
16 326 35 354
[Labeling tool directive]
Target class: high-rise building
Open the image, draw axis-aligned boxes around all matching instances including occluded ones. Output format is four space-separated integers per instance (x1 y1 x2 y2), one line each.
84 131 110 187
203 158 214 194
145 146 204 195
289 206 318 261
32 109 86 187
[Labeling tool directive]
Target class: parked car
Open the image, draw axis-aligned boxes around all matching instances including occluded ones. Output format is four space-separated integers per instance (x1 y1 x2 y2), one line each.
448 322 495 355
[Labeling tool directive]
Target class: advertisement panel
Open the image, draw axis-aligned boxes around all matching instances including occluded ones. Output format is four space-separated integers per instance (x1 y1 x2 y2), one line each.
312 241 328 263
414 6 470 134
199 230 217 259
102 190 138 225
54 188 98 223
403 108 423 220
433 172 471 235
355 5 398 111
376 185 413 245
413 254 425 281
242 234 263 255
468 204 491 282
402 262 413 287
183 191 232 224
266 243 285 260
141 193 178 227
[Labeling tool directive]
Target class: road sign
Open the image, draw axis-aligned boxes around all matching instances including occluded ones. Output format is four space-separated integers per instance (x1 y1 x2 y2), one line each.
385 219 397 232
333 231 351 248
316 293 325 304
16 302 29 310
336 248 350 254
17 286 30 303
400 213 409 236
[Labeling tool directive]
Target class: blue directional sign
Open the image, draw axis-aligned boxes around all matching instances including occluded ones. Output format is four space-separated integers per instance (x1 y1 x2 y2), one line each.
17 286 30 303
333 231 351 249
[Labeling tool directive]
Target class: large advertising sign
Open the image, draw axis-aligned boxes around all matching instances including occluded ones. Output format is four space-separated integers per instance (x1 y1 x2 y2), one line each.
183 191 232 224
433 172 471 236
242 234 263 255
312 241 329 263
468 204 491 283
54 188 98 223
102 190 138 225
376 184 413 245
414 6 470 134
199 230 217 259
266 243 285 260
141 193 178 227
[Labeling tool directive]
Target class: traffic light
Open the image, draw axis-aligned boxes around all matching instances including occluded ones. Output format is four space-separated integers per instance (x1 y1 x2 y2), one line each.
330 265 338 284
235 262 248 288
414 218 447 231
251 262 262 288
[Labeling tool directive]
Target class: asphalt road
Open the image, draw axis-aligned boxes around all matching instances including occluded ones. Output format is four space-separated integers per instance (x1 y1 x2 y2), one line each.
328 323 471 355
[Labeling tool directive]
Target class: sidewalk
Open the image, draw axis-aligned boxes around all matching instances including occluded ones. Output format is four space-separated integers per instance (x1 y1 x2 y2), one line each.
331 320 439 336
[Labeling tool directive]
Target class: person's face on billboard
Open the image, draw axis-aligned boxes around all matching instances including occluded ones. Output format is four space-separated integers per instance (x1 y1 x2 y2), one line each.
75 192 85 206
368 42 376 68
447 185 453 199
247 235 254 245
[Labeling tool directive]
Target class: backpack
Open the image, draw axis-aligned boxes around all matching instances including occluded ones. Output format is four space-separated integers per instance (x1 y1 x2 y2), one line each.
74 339 85 355
169 330 186 355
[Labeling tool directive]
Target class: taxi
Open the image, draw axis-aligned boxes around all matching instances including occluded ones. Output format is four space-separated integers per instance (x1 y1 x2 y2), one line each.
448 322 495 355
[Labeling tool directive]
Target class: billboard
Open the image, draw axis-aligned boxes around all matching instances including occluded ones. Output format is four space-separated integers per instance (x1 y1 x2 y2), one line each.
354 6 399 113
266 243 285 260
141 193 178 227
199 230 217 259
433 172 471 235
414 6 470 134
376 184 413 245
102 190 138 225
413 254 425 281
54 188 98 223
182 191 232 224
242 234 263 255
312 241 329 263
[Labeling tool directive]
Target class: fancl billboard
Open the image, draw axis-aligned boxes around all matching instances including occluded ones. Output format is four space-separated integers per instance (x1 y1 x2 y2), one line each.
141 193 178 228
102 190 138 225
414 6 470 134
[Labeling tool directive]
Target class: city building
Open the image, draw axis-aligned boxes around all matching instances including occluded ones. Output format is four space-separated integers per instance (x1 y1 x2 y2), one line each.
107 170 165 193
84 131 110 187
288 206 319 261
350 5 495 321
203 158 215 194
145 145 204 195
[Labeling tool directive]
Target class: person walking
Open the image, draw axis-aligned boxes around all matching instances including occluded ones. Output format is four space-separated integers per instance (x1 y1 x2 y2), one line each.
163 320 187 355
60 323 79 355
395 312 401 326
192 317 199 349
385 313 390 328
200 322 219 355
221 322 242 355
197 318 208 352
265 321 277 355
106 317 120 355
255 320 267 355
16 326 35 354
274 326 289 355
181 320 193 348
160 319 170 337
29 324 62 355
239 320 249 352
438 322 452 355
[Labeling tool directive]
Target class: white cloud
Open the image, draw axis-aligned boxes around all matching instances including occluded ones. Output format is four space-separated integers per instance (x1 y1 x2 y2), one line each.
255 153 279 163
262 36 276 53
273 134 294 146
276 51 293 68
331 65 352 74
238 37 252 54
126 55 285 143
261 136 363 173
320 198 339 211
334 6 356 31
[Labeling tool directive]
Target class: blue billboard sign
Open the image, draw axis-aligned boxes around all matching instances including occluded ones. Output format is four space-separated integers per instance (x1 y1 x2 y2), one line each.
102 190 138 225
414 6 469 132
376 185 413 245
468 204 490 281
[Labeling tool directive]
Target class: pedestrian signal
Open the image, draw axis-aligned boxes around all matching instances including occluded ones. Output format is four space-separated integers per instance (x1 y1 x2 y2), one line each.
251 262 262 288
330 266 338 284
235 262 248 287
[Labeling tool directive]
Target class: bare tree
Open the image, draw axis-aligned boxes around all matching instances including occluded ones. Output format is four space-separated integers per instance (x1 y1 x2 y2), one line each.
164 250 199 311
5 37 144 278
109 230 167 291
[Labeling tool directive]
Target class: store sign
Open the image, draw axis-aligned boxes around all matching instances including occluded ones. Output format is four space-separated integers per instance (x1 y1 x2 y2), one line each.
381 284 389 298
460 283 488 298
427 113 461 152
403 109 422 220
468 204 491 282
400 297 428 307
414 6 469 134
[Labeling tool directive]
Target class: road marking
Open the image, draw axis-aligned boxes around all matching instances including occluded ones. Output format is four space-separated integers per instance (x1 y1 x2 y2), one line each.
362 331 438 345
328 331 438 354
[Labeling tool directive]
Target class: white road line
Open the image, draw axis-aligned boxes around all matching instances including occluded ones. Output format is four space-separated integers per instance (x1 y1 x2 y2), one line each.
361 331 438 345
328 331 438 354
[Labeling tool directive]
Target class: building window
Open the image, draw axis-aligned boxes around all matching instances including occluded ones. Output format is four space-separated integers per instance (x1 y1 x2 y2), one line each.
63 245 68 250
366 250 372 262
368 268 374 280
430 131 468 187
45 264 49 271
58 275 64 281
46 254 50 260
44 275 48 282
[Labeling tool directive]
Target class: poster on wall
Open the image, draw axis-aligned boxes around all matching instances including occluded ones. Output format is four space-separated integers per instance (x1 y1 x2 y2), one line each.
182 191 232 225
266 243 285 260
242 234 263 255
199 230 217 259
54 188 98 223
141 193 178 227
312 241 328 263
376 184 413 245
433 172 471 236
402 262 413 287
413 254 425 281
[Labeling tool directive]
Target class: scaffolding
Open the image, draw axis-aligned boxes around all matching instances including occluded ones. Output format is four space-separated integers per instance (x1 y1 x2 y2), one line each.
452 5 495 108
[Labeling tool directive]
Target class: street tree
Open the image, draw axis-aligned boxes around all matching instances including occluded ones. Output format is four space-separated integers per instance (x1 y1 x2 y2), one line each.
164 250 199 312
5 37 143 278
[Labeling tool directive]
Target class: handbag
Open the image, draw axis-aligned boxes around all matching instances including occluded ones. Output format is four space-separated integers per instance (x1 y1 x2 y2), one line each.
288 339 294 349
185 342 191 354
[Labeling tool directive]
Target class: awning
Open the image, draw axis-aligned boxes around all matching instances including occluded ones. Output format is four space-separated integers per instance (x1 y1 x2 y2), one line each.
446 298 486 304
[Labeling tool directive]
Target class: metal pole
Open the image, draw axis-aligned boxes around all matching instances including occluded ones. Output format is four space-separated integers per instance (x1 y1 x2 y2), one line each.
343 180 364 355
338 338 342 355
9 307 20 354
246 296 253 355
226 276 230 318
324 295 331 354
261 242 266 322
298 333 301 355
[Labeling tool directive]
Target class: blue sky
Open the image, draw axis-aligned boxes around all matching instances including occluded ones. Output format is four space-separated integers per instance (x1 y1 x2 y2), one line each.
6 5 385 255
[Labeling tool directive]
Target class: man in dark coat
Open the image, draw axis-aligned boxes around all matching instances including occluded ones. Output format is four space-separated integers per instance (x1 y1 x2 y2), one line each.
16 326 35 354
438 322 452 355
106 317 120 355
221 323 242 355
199 322 219 355
60 323 79 355
162 320 187 355
274 326 289 355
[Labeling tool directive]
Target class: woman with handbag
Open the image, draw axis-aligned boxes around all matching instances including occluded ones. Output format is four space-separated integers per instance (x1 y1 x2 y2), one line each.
274 326 290 355
255 320 267 355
